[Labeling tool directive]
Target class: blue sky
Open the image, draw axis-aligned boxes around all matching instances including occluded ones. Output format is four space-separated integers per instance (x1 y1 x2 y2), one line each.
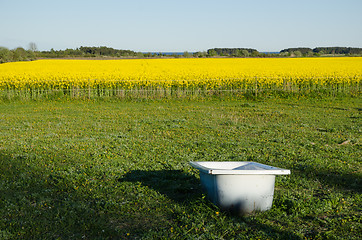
1 0 361 52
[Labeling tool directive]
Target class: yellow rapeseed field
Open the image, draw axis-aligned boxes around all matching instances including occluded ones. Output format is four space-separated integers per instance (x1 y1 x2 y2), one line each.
0 57 361 97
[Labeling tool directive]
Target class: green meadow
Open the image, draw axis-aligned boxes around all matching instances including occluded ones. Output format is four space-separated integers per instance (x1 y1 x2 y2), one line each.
0 96 361 239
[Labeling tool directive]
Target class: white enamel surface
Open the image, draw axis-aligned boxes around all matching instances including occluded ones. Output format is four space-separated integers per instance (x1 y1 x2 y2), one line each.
190 161 290 175
190 161 290 214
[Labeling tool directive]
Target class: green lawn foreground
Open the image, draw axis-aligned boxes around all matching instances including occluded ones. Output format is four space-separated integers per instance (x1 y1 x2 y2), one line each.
0 97 361 239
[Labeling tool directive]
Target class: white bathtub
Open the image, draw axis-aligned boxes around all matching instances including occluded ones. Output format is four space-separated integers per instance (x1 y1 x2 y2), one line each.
190 161 290 215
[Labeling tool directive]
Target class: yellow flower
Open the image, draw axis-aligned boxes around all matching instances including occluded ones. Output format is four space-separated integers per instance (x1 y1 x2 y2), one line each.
0 58 360 94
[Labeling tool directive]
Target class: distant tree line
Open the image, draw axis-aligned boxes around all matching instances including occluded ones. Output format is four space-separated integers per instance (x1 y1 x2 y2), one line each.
2 44 362 64
280 48 314 56
280 47 362 56
207 48 259 57
37 46 138 58
0 47 36 63
314 47 362 55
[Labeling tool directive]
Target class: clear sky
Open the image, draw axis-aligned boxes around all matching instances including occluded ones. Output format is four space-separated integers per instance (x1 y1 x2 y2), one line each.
1 0 361 52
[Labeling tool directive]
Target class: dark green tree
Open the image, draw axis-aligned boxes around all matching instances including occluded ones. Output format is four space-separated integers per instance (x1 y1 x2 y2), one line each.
0 47 11 63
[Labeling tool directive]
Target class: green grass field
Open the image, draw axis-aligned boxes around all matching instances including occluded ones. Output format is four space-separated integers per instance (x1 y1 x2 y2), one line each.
0 97 361 239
